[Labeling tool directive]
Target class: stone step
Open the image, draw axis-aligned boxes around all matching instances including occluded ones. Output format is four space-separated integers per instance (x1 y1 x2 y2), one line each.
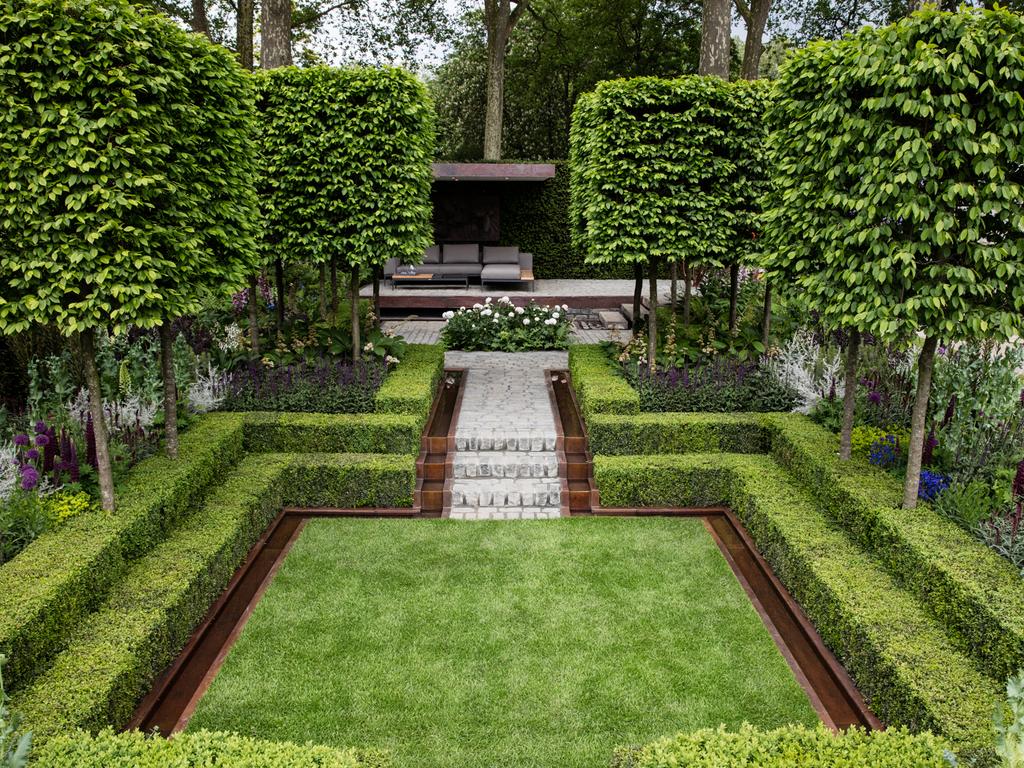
598 310 629 330
452 452 558 479
450 479 562 509
453 431 557 453
449 507 562 520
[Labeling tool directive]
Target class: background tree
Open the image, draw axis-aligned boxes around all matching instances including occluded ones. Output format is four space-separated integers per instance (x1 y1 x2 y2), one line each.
0 0 260 506
483 0 530 160
255 66 434 359
763 6 1024 507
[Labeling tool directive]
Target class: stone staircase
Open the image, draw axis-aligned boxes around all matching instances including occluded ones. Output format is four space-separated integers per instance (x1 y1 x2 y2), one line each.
444 351 568 520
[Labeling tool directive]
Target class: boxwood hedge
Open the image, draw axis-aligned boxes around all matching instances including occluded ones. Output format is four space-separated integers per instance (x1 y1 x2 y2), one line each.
611 724 950 768
587 412 771 455
373 343 445 426
32 729 390 768
567 344 639 422
14 453 414 740
594 452 1001 758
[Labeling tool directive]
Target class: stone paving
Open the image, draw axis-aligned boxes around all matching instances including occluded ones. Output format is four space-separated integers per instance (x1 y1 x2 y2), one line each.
445 351 568 520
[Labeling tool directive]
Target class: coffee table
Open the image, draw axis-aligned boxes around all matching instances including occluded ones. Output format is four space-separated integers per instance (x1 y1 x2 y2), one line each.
391 272 469 289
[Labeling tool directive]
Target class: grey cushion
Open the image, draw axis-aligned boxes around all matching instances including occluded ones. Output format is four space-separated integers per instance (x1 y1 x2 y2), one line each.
430 263 482 276
442 243 480 264
482 246 520 265
423 245 440 264
481 264 522 281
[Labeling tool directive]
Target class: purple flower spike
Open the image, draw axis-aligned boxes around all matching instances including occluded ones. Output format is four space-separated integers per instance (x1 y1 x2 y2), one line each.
867 390 882 405
35 433 50 447
14 433 29 447
20 465 38 491
25 448 39 461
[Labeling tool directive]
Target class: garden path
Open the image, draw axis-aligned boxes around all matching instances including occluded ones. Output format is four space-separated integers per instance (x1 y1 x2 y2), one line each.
444 351 568 520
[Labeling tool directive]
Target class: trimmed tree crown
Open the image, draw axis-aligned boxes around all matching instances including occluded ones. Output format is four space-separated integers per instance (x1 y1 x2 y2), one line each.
0 0 260 336
762 7 1024 343
255 65 436 273
569 75 771 268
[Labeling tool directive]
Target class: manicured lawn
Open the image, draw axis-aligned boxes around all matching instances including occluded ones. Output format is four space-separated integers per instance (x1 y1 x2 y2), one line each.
188 518 817 768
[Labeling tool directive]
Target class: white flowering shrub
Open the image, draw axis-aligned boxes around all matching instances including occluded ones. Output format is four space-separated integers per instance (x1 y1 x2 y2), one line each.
440 297 572 351
67 388 159 432
762 330 843 414
187 362 230 413
0 442 17 504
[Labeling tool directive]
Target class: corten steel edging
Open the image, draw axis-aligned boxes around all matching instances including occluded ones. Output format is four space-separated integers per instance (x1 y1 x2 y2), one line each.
416 369 463 515
548 369 881 733
545 370 571 517
441 368 467 517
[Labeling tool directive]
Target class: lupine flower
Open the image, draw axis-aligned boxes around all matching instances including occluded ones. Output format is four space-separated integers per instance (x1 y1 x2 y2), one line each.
867 390 882 405
918 470 950 502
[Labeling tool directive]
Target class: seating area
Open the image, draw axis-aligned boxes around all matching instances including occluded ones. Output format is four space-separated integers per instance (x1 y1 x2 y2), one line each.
385 244 534 289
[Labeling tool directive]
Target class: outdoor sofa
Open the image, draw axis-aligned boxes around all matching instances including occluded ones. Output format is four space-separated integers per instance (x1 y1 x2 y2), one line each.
384 244 534 288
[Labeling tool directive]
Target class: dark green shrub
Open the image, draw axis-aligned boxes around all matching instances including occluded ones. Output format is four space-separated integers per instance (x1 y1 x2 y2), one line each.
221 359 387 414
567 345 639 422
242 413 423 455
611 724 949 767
32 728 390 767
627 362 798 413
586 413 770 455
374 344 445 427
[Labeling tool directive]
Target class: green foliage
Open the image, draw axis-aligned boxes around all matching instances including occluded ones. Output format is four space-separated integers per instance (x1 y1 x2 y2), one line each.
13 453 414 741
585 413 771 455
763 7 1024 344
593 451 1001 757
255 65 434 273
570 76 770 271
850 425 908 461
220 360 387 414
0 656 30 768
373 344 444 427
626 362 798 413
242 412 423 455
32 729 389 768
611 724 950 767
0 414 246 694
995 670 1024 768
567 345 640 421
0 0 259 336
934 480 1001 531
440 301 571 352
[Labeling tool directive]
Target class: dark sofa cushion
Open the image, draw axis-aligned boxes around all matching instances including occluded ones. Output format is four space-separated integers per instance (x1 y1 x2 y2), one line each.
430 263 482 276
443 243 480 264
423 245 440 264
482 246 520 264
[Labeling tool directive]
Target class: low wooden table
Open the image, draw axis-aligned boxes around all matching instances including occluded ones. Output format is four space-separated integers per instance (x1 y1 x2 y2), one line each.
482 268 535 291
391 272 469 289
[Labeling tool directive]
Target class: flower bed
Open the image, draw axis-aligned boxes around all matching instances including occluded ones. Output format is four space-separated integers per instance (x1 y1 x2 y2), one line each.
625 359 798 413
440 298 571 351
220 359 387 414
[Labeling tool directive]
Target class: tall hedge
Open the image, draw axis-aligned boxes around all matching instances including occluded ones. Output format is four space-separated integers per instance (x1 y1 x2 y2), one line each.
255 66 435 357
0 0 260 507
762 7 1024 507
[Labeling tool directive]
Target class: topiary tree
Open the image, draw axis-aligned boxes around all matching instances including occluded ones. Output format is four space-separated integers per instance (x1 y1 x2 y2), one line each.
763 6 1024 508
0 0 260 507
255 65 435 360
570 75 772 370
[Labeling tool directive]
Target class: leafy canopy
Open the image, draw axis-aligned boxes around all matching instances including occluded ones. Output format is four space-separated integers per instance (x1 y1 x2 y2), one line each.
0 0 260 336
255 65 435 272
569 75 771 268
762 7 1024 342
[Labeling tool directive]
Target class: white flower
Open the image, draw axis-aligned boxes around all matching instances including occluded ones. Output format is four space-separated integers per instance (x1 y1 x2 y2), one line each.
364 342 375 352
552 312 559 320
473 303 483 310
482 308 492 317
493 317 499 323
523 318 531 325
562 304 569 311
499 296 510 304
442 310 455 320
544 318 556 326
485 297 492 303
515 307 525 315
187 362 229 414
508 313 515 318
385 354 400 365
219 323 243 353
0 441 17 504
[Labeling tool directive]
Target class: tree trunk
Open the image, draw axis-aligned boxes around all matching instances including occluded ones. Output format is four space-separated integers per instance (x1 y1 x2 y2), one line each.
682 259 692 327
236 0 254 70
670 261 678 313
159 321 179 460
372 265 382 329
838 329 860 461
247 274 260 357
699 0 731 78
191 0 210 37
761 283 771 349
319 263 328 321
330 257 339 319
483 1 510 160
739 0 771 80
274 257 285 333
647 260 658 373
728 263 739 334
261 0 293 68
903 336 938 509
81 329 115 512
632 262 643 337
350 266 362 361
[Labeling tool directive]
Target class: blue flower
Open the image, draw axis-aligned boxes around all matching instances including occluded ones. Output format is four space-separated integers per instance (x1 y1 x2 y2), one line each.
918 470 950 502
868 434 899 469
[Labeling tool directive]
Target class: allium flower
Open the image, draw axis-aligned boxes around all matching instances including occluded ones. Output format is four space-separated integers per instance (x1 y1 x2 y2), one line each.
13 434 29 447
34 421 46 434
35 433 50 447
20 465 39 491
25 448 39 461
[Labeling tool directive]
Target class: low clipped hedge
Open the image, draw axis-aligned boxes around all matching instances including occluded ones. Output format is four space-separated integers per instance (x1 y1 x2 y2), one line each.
33 729 390 767
0 413 246 693
594 452 1001 758
567 344 639 421
14 453 414 741
242 412 423 454
762 413 1024 684
374 343 444 426
611 724 950 767
587 413 770 455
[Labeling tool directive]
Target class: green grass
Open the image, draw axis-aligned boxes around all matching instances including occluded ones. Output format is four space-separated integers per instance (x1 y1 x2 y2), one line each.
187 518 817 768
